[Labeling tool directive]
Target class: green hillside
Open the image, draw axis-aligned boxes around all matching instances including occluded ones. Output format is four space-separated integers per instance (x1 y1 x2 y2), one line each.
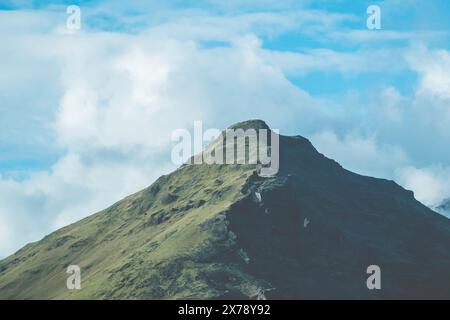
1 120 450 299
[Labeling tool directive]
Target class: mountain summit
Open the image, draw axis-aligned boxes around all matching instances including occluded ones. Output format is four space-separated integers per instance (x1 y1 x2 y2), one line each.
228 119 270 131
1 120 450 299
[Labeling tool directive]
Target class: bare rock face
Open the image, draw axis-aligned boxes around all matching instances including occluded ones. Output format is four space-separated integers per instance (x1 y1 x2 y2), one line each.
1 120 450 299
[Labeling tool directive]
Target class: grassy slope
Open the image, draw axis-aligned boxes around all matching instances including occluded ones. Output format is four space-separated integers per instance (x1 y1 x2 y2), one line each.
0 163 267 299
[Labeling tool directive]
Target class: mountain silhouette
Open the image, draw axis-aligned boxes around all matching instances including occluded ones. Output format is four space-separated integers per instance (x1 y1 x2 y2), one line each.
1 120 449 299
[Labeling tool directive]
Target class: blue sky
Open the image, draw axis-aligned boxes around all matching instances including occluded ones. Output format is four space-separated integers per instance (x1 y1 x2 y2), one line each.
0 0 450 257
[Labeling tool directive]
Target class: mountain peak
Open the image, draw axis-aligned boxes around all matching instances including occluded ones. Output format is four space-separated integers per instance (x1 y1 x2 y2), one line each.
228 119 270 131
2 119 450 299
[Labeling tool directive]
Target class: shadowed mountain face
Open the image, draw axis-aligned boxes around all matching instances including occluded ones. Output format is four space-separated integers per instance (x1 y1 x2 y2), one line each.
1 120 450 299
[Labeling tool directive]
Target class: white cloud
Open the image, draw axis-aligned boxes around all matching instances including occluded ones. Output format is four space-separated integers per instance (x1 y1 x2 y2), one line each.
328 30 445 44
408 46 450 100
0 152 175 256
261 48 408 76
395 165 450 207
310 131 410 178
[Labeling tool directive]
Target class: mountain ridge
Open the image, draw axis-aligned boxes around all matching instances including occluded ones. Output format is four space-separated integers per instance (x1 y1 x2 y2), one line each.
1 120 450 299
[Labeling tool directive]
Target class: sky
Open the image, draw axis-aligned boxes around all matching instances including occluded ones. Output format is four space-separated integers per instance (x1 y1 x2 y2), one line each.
0 0 449 257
